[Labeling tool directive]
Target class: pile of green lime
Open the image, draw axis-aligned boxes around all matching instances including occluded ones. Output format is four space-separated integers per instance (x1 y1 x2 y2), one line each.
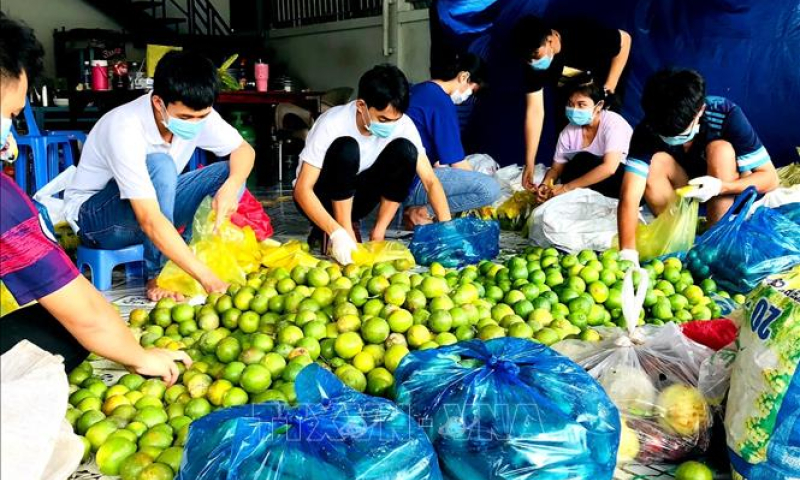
65 244 737 479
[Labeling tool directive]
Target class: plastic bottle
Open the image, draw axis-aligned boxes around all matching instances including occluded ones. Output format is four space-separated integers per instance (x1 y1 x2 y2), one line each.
82 60 92 89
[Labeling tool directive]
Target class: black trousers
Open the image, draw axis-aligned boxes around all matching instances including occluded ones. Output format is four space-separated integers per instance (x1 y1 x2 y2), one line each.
0 304 88 372
304 136 418 221
560 152 624 199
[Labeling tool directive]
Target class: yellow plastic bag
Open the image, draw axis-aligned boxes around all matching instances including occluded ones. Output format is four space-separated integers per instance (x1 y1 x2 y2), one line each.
632 188 699 261
352 241 415 267
157 197 260 297
1 282 22 318
260 240 319 270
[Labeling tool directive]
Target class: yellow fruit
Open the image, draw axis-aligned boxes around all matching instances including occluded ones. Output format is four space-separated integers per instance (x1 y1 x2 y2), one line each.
103 395 132 416
657 384 709 437
617 418 640 463
96 437 137 475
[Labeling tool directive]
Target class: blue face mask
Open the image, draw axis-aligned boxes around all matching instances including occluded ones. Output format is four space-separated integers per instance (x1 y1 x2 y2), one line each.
529 54 553 71
364 109 397 139
565 107 594 126
660 122 700 146
161 106 207 141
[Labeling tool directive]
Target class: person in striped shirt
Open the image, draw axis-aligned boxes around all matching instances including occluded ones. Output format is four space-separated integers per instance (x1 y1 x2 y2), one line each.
1 13 190 383
617 69 778 266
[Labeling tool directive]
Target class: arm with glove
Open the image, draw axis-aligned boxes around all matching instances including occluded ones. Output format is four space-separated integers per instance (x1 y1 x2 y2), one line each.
684 163 779 202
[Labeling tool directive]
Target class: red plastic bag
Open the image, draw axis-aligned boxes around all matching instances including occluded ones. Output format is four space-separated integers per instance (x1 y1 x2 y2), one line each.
231 189 273 240
681 319 738 351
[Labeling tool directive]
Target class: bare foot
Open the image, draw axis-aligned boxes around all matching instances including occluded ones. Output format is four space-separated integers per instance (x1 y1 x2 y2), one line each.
403 206 434 230
146 279 185 302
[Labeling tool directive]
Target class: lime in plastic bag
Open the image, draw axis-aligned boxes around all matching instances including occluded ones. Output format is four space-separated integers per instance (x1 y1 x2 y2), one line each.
619 188 699 261
157 197 260 297
394 337 620 480
177 364 442 480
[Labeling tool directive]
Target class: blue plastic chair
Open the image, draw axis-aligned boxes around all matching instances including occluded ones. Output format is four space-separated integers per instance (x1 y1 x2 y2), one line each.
76 244 145 291
12 99 83 192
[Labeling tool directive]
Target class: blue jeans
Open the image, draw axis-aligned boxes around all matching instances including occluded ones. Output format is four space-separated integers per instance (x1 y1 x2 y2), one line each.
406 167 501 214
77 153 231 279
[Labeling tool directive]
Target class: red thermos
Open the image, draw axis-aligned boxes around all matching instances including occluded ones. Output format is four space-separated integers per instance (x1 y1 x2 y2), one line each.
92 60 109 91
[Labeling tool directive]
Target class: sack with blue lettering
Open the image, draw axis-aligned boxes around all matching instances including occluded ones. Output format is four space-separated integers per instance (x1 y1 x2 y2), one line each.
725 265 800 480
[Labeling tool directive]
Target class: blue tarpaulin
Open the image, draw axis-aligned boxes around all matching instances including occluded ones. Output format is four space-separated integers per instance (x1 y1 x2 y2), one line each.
433 0 800 168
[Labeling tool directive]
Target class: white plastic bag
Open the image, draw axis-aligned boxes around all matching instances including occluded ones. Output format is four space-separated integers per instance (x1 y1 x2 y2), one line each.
32 165 76 227
1 341 82 480
527 188 620 252
465 153 499 175
554 269 715 464
749 185 800 215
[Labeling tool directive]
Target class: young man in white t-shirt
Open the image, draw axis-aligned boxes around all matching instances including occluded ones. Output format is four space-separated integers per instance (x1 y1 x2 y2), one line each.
64 52 255 301
294 64 452 265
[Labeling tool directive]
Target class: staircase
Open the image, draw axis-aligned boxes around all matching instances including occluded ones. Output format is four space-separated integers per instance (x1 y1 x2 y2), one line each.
85 0 232 42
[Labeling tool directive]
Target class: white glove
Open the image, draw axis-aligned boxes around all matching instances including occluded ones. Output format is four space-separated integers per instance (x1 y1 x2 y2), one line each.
684 176 723 202
619 249 640 267
329 228 357 265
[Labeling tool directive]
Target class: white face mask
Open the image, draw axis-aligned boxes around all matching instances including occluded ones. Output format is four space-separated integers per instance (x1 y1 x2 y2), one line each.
450 87 473 105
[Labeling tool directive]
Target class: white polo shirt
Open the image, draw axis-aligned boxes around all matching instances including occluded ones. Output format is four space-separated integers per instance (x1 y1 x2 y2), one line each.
296 101 425 179
64 92 243 231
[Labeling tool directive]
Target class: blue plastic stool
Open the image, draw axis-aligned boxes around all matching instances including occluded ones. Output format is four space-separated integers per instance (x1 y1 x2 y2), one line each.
11 99 81 192
76 244 145 291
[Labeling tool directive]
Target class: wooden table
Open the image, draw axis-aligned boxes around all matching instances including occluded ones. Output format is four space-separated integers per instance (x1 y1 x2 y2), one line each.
67 89 325 126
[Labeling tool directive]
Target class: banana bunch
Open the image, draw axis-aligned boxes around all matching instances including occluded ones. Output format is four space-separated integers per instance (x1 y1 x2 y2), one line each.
218 54 243 91
468 191 540 231
777 162 800 187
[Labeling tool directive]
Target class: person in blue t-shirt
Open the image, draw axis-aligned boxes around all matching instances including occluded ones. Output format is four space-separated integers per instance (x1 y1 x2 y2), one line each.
617 69 779 266
404 53 501 227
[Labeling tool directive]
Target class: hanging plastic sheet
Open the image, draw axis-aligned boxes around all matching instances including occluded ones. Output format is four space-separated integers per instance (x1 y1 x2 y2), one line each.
432 0 800 167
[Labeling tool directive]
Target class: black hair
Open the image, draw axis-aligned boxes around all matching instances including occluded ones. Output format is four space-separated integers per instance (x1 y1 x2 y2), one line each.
512 16 553 59
152 51 220 110
564 74 606 108
641 69 706 136
0 13 44 84
357 64 410 113
430 52 486 86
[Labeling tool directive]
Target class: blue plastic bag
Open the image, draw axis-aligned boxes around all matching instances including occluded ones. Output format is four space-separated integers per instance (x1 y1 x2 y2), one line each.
393 338 620 480
686 187 800 293
177 364 442 480
409 217 499 268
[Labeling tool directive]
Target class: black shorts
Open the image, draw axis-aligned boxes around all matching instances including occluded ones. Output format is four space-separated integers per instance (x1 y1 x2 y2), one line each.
666 138 711 180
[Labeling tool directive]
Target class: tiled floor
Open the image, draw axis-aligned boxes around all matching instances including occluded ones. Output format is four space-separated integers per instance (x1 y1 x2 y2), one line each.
72 181 730 480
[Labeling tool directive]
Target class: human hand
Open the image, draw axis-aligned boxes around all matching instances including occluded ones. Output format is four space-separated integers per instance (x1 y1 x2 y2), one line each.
133 348 192 386
200 270 229 295
619 248 640 268
550 184 572 197
330 227 358 265
535 184 552 203
521 164 537 191
684 176 723 202
370 226 386 242
212 181 240 232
